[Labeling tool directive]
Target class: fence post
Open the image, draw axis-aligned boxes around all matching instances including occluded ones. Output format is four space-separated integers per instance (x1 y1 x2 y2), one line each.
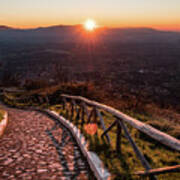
75 106 80 122
96 109 111 144
63 98 69 118
62 97 66 110
81 103 85 126
116 119 122 154
71 100 74 120
101 120 117 139
119 120 157 180
87 107 95 124
93 107 97 124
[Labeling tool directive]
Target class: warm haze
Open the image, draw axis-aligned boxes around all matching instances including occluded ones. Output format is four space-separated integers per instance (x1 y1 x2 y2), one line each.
0 0 180 31
0 1 180 180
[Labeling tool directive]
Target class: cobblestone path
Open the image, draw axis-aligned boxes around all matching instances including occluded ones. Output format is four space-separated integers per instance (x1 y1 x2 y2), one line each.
0 108 94 180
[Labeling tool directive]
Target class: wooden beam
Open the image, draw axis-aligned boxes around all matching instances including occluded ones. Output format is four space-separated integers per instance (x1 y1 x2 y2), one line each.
116 120 122 154
39 96 44 104
119 120 150 169
72 100 81 123
70 100 74 120
93 107 97 124
87 107 96 124
75 107 80 121
101 120 117 139
118 121 157 180
62 97 66 110
96 109 111 143
65 104 70 119
72 100 79 114
45 96 49 104
61 94 180 151
135 165 180 176
81 103 85 126
82 102 89 118
63 98 70 119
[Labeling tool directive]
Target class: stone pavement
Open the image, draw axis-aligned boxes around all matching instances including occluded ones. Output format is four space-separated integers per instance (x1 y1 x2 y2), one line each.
0 108 94 180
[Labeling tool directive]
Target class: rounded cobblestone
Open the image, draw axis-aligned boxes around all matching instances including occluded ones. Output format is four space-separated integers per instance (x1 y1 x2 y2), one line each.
0 107 94 179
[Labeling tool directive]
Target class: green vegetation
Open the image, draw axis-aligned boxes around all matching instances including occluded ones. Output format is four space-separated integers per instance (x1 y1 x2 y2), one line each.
1 84 180 179
2 83 180 139
0 109 5 123
51 105 180 180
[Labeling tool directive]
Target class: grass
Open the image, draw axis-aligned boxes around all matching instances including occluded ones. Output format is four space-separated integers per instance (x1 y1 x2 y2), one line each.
50 104 180 180
0 109 5 123
1 87 180 179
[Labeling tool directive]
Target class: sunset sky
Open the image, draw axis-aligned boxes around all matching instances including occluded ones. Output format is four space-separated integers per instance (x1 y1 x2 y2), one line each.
1 0 180 31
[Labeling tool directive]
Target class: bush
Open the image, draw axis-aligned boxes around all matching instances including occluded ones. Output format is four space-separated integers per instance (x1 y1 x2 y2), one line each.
1 73 20 87
48 82 103 105
147 120 174 134
23 79 50 90
170 127 180 139
0 110 5 122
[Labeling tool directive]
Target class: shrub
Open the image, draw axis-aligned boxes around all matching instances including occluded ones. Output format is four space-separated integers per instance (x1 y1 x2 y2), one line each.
0 110 5 122
23 79 50 90
147 120 174 134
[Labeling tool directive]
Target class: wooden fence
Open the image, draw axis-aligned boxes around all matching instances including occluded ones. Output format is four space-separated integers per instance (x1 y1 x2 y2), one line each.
1 90 180 179
61 94 180 180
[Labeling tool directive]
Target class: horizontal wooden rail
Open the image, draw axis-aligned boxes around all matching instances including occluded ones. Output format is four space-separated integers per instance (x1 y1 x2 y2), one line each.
135 165 180 176
61 94 180 151
3 91 179 179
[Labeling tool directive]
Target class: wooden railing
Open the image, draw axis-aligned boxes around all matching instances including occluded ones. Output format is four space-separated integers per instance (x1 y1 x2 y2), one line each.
1 90 180 179
61 94 180 179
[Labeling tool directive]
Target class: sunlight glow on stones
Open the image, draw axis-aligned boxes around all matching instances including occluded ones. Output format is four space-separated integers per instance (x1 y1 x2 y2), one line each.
84 19 97 31
84 123 98 135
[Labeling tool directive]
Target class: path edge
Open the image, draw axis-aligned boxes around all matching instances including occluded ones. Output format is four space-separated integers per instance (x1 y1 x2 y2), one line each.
44 109 111 180
0 111 8 138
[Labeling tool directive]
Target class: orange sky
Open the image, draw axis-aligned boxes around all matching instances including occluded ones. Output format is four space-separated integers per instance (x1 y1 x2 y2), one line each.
1 0 180 31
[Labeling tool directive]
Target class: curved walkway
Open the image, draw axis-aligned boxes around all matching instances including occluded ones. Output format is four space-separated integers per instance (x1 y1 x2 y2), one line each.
0 107 94 180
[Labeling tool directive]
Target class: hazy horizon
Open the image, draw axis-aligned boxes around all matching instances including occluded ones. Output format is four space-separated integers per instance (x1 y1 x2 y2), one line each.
1 23 180 33
1 0 180 31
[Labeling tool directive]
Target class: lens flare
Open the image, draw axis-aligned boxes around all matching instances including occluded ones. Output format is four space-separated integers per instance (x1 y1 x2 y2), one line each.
84 19 96 31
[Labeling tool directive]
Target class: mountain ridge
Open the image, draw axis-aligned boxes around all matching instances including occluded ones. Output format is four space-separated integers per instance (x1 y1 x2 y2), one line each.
0 24 180 43
0 24 174 33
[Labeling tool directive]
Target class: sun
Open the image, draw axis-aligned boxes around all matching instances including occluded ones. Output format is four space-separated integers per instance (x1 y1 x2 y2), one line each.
84 19 97 31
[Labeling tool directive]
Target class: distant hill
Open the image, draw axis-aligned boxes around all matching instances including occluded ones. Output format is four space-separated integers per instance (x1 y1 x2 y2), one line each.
0 25 12 30
0 24 180 43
